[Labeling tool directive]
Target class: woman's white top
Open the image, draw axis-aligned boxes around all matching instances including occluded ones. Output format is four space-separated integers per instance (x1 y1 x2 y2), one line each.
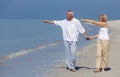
98 27 110 40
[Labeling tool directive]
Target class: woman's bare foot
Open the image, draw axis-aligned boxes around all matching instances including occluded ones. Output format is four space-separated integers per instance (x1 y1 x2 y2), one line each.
101 68 105 72
93 69 101 73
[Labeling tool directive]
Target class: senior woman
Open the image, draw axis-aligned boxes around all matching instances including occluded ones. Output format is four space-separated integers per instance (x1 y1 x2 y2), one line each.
81 14 110 73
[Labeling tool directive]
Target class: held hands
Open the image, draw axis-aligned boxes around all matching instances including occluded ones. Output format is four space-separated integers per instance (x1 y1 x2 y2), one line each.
83 32 91 40
85 36 90 40
85 35 92 40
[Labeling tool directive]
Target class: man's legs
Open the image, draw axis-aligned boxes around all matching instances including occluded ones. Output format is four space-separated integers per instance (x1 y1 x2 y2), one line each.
64 41 77 70
64 41 72 69
70 41 77 68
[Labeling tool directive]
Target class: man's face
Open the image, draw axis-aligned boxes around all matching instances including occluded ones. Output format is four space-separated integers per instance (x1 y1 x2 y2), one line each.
66 12 73 20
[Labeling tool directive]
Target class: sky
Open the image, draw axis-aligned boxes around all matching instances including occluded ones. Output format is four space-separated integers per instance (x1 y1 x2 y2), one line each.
0 0 120 20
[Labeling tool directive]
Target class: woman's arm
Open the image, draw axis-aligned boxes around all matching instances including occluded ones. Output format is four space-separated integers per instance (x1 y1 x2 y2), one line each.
87 34 98 39
80 19 107 27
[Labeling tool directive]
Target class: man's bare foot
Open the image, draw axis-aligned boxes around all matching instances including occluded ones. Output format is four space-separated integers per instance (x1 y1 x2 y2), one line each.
70 68 76 72
93 69 101 73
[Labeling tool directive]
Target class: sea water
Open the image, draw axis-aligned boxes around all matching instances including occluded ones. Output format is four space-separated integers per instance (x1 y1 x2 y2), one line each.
0 19 99 77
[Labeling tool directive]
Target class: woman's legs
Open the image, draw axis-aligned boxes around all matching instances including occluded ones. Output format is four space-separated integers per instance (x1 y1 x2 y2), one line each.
101 40 110 71
94 40 102 72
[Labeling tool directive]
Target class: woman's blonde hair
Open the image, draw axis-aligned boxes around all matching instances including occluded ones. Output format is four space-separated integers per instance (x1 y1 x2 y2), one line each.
99 14 107 22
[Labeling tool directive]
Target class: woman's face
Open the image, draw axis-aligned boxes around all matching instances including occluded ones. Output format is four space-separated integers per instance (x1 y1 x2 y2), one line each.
98 15 107 22
99 17 103 22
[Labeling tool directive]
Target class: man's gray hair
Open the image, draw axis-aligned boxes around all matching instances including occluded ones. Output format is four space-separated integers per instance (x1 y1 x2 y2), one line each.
67 10 74 16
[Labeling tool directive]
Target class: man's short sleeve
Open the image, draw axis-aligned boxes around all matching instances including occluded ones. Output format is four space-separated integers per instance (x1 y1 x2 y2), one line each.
77 21 85 34
53 20 63 26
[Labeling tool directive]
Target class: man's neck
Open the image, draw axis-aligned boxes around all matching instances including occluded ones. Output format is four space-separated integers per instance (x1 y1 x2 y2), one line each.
67 17 73 21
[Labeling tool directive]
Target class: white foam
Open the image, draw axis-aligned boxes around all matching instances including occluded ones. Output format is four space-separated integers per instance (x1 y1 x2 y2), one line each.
0 41 62 62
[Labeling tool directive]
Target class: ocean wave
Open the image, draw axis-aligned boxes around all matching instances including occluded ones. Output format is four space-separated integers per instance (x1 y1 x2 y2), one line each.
0 41 62 62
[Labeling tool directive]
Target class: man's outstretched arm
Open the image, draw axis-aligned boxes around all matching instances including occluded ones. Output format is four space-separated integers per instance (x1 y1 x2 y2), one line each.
42 20 54 24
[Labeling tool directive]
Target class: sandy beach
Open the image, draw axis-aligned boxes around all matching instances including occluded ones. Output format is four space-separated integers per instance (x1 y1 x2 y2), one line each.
46 20 120 77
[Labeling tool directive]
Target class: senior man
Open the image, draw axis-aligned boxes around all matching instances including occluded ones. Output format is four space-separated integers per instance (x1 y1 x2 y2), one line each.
42 10 89 72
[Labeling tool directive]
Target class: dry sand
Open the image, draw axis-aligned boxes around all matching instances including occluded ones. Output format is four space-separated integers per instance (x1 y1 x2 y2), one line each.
46 20 120 77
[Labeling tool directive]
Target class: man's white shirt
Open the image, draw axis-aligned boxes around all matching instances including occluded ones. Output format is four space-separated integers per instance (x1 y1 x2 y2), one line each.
54 18 85 41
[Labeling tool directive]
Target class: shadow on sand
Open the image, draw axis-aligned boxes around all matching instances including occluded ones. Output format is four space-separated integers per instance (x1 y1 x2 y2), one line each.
50 66 95 70
50 66 112 72
75 66 95 71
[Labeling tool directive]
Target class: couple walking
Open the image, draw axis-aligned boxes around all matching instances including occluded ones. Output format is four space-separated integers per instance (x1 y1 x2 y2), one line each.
42 10 110 73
